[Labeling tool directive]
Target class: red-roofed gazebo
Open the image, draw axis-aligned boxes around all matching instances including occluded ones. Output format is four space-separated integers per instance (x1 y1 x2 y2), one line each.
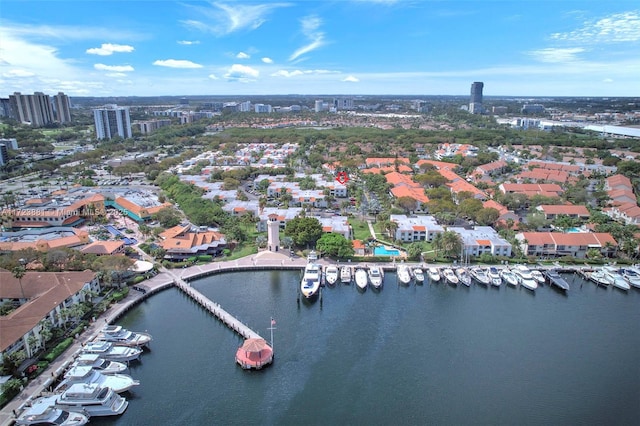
235 338 273 370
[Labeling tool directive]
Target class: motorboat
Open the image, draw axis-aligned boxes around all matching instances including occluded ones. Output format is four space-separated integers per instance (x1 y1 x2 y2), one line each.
397 264 412 285
15 395 89 426
368 266 384 289
325 265 339 286
544 269 570 291
96 325 152 348
442 268 458 285
470 267 490 286
300 262 322 299
55 365 139 394
602 266 630 291
589 269 613 287
55 383 128 417
71 354 127 375
513 265 537 290
413 268 425 284
340 266 352 284
355 268 368 290
427 267 441 283
620 267 640 288
531 270 546 284
488 267 502 287
455 267 471 287
81 341 142 363
500 268 519 286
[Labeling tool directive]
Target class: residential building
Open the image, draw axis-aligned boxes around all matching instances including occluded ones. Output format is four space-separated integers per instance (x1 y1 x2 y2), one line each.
93 104 132 140
604 203 640 225
0 227 90 253
536 205 590 220
310 215 351 239
257 208 303 232
159 224 226 261
470 160 507 181
390 215 444 242
499 183 564 198
521 104 545 114
450 226 512 257
137 119 172 134
482 200 518 223
0 143 8 166
515 232 618 258
8 92 55 127
254 104 272 113
332 97 354 110
80 240 126 256
53 92 72 123
315 100 328 112
469 82 484 114
0 138 18 150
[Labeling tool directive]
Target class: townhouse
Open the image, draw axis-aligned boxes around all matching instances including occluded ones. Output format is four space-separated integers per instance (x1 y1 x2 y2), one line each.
536 204 590 220
389 214 444 242
515 232 617 258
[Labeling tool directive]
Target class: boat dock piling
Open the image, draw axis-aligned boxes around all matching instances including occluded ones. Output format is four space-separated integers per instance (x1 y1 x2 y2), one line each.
172 278 263 340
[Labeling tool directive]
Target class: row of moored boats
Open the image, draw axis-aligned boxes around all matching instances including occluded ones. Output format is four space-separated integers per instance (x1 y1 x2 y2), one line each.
15 325 152 425
586 265 640 291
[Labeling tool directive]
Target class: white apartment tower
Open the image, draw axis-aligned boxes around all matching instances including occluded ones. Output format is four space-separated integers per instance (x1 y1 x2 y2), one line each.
93 105 132 140
53 92 72 123
8 92 55 127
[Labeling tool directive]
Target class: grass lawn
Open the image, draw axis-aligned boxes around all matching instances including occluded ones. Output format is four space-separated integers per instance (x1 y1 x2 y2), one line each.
348 217 372 241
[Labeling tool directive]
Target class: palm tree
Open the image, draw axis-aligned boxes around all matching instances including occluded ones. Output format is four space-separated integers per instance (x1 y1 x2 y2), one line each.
12 265 26 300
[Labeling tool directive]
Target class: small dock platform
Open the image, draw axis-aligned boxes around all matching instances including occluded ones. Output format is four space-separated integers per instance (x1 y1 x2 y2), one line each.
173 278 263 340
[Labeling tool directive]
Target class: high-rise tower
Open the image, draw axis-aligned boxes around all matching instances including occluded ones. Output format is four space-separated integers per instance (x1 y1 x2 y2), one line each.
53 92 72 123
469 82 484 114
8 92 55 126
93 105 132 140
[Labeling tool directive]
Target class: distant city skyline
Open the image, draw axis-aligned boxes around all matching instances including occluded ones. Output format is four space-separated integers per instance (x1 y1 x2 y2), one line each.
1 1 639 97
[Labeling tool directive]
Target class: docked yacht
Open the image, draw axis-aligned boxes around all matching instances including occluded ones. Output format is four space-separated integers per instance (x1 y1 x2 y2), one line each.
589 269 613 287
300 262 322 299
15 396 89 426
544 269 570 291
325 265 339 286
531 270 546 285
81 341 142 363
96 325 152 348
55 365 139 394
413 268 425 284
427 267 441 283
500 268 519 287
470 267 490 286
340 266 352 284
488 267 502 287
602 266 630 291
455 267 471 287
442 268 458 285
355 268 368 290
55 383 128 417
368 266 384 289
620 267 640 288
514 265 537 290
71 354 127 375
397 264 412 285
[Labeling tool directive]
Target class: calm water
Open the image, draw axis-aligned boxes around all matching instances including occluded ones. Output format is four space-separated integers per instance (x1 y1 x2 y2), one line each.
96 270 640 425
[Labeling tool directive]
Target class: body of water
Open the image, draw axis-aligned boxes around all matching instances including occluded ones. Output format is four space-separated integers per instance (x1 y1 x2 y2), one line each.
96 270 640 425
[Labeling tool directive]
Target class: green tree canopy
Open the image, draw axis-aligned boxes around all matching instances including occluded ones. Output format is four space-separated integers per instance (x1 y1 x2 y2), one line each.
284 217 323 248
316 233 354 258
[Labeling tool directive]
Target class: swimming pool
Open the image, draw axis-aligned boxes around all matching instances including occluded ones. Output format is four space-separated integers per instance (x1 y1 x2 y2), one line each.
373 246 400 256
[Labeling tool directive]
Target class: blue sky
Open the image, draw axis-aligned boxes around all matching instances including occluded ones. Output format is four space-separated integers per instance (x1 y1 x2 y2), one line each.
1 1 639 97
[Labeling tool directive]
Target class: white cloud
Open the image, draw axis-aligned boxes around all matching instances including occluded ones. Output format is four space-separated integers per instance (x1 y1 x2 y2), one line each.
181 2 291 36
261 57 273 64
342 75 360 82
603 78 614 83
86 43 134 56
105 72 128 78
177 40 200 45
271 69 339 77
551 11 640 43
224 64 259 81
2 69 35 78
209 74 219 80
289 15 326 61
236 52 250 59
528 47 586 63
152 59 203 69
2 22 144 42
94 63 134 72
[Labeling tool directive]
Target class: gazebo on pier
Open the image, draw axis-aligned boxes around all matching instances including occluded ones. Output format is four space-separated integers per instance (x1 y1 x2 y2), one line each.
235 338 273 370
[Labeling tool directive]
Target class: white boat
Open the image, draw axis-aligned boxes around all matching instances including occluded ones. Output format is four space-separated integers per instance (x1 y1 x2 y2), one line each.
340 266 352 284
368 265 384 289
442 268 458 285
589 269 613 287
71 354 128 375
413 268 425 283
355 268 368 290
500 268 519 286
455 267 471 287
488 267 502 287
470 267 490 286
514 265 537 290
325 265 339 286
96 325 152 348
602 266 630 291
81 341 142 363
531 270 546 284
427 267 441 283
397 264 412 285
16 396 89 426
620 268 640 288
55 383 128 417
55 365 139 394
300 263 322 298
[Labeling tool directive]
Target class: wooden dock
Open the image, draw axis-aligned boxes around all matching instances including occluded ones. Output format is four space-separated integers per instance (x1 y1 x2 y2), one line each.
173 278 263 340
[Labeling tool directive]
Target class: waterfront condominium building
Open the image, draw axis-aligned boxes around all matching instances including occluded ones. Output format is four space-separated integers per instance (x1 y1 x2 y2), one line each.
53 92 72 123
469 82 484 114
8 92 55 126
93 104 132 140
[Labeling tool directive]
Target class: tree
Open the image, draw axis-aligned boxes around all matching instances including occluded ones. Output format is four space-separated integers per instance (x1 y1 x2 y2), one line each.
476 208 500 226
406 242 425 261
433 230 463 259
153 207 182 228
255 235 267 248
396 196 417 214
458 198 483 221
11 266 26 299
281 236 294 250
1 350 26 376
284 217 323 248
524 212 549 231
315 233 354 258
